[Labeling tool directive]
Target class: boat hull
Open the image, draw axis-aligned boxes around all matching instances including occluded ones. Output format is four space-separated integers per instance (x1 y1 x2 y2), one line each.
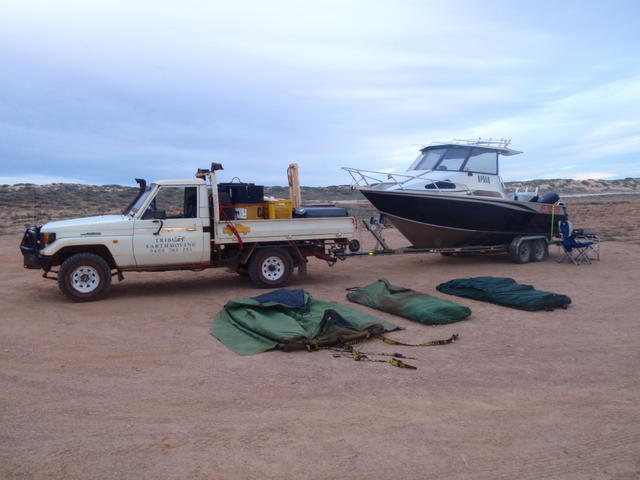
360 189 567 248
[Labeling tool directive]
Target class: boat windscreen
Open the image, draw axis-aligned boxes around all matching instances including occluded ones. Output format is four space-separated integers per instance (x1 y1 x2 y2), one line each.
436 147 470 171
412 148 446 170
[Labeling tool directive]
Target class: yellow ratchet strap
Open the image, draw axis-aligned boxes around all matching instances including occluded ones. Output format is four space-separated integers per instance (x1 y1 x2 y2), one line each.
389 358 417 369
375 333 459 347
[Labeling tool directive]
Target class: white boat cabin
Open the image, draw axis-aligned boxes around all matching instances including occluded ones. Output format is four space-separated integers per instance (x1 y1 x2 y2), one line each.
344 138 537 200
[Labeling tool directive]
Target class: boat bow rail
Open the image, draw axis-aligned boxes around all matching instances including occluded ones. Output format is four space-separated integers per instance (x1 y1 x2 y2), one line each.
341 166 473 194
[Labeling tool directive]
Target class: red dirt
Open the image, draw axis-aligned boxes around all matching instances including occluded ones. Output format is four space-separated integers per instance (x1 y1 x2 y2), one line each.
1 231 639 479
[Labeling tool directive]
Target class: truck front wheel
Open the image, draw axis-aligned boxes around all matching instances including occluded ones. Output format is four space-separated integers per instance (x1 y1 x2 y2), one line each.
248 248 294 288
58 253 112 302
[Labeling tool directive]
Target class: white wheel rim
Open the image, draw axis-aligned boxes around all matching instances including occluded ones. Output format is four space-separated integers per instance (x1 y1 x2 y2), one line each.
261 256 285 281
70 265 100 293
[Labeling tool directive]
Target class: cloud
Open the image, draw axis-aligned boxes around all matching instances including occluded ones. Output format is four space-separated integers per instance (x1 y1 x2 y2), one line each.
1 1 640 186
437 75 640 180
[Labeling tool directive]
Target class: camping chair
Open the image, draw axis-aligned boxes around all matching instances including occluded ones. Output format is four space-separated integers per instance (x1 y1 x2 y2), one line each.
556 219 598 265
571 227 600 261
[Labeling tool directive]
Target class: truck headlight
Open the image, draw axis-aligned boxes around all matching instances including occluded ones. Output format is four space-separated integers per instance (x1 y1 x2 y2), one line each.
41 232 56 247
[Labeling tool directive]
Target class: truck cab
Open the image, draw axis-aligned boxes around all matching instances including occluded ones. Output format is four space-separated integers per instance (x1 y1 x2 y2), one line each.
128 179 211 266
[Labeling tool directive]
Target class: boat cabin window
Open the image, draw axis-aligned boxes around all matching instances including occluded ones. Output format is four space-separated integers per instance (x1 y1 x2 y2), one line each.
413 148 446 170
463 148 498 174
411 145 499 175
435 147 469 171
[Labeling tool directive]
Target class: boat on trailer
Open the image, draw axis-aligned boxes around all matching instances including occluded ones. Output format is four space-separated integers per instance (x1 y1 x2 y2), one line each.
343 138 567 253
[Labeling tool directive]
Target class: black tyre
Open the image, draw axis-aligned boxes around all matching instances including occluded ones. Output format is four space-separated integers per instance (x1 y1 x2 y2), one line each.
58 253 112 302
530 239 548 262
348 239 361 253
511 240 531 264
440 252 454 257
233 262 249 277
248 248 294 288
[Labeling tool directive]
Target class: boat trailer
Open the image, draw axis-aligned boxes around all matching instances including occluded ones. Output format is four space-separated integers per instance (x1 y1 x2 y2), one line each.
336 217 552 264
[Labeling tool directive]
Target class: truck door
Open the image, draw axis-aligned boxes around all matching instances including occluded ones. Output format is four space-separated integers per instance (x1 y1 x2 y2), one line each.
133 185 206 266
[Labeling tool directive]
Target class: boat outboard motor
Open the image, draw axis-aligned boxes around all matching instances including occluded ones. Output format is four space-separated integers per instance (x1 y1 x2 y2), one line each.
537 192 560 204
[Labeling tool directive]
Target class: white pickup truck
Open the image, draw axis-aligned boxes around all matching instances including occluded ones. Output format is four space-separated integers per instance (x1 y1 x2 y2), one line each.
20 164 356 301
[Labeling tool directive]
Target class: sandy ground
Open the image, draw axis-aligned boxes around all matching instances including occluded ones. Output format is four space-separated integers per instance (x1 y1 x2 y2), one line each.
1 230 639 480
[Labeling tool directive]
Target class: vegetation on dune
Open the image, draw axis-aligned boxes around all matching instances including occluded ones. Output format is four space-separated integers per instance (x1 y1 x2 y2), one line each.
506 177 640 195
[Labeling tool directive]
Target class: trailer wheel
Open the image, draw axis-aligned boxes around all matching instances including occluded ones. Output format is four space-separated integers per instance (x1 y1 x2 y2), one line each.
511 240 532 264
248 248 294 288
530 239 548 262
58 253 112 302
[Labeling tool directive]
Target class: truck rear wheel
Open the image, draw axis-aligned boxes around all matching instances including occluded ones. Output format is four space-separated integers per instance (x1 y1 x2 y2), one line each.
248 248 294 288
58 253 112 302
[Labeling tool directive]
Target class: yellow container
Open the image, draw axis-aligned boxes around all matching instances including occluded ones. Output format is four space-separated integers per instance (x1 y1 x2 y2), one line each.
264 199 293 219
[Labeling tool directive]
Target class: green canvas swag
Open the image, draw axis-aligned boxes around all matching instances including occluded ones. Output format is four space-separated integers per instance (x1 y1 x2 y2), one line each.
436 276 571 311
211 289 399 355
346 279 472 325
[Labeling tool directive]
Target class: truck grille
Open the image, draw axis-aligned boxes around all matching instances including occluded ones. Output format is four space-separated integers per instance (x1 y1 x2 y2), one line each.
21 226 41 250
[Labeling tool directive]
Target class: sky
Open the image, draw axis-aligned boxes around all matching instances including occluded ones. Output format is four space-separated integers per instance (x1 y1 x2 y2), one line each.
1 0 640 186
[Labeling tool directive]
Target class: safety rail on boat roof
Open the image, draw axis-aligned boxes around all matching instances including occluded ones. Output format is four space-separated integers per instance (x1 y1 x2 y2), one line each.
446 138 512 148
341 166 474 194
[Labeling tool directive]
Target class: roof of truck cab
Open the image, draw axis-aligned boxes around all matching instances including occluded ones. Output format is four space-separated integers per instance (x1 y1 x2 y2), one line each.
153 178 207 186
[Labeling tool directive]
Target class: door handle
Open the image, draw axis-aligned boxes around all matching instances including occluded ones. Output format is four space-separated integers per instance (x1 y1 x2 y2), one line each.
186 227 197 232
152 220 164 235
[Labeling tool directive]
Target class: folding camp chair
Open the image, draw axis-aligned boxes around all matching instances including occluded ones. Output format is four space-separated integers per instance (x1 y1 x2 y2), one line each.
571 227 600 261
556 219 599 265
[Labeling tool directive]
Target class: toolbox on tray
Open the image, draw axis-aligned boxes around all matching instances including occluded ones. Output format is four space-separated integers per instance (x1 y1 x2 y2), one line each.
217 181 265 220
218 183 264 204
233 204 265 220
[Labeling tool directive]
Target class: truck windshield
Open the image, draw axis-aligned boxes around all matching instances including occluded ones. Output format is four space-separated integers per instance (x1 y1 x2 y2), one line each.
128 188 152 215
